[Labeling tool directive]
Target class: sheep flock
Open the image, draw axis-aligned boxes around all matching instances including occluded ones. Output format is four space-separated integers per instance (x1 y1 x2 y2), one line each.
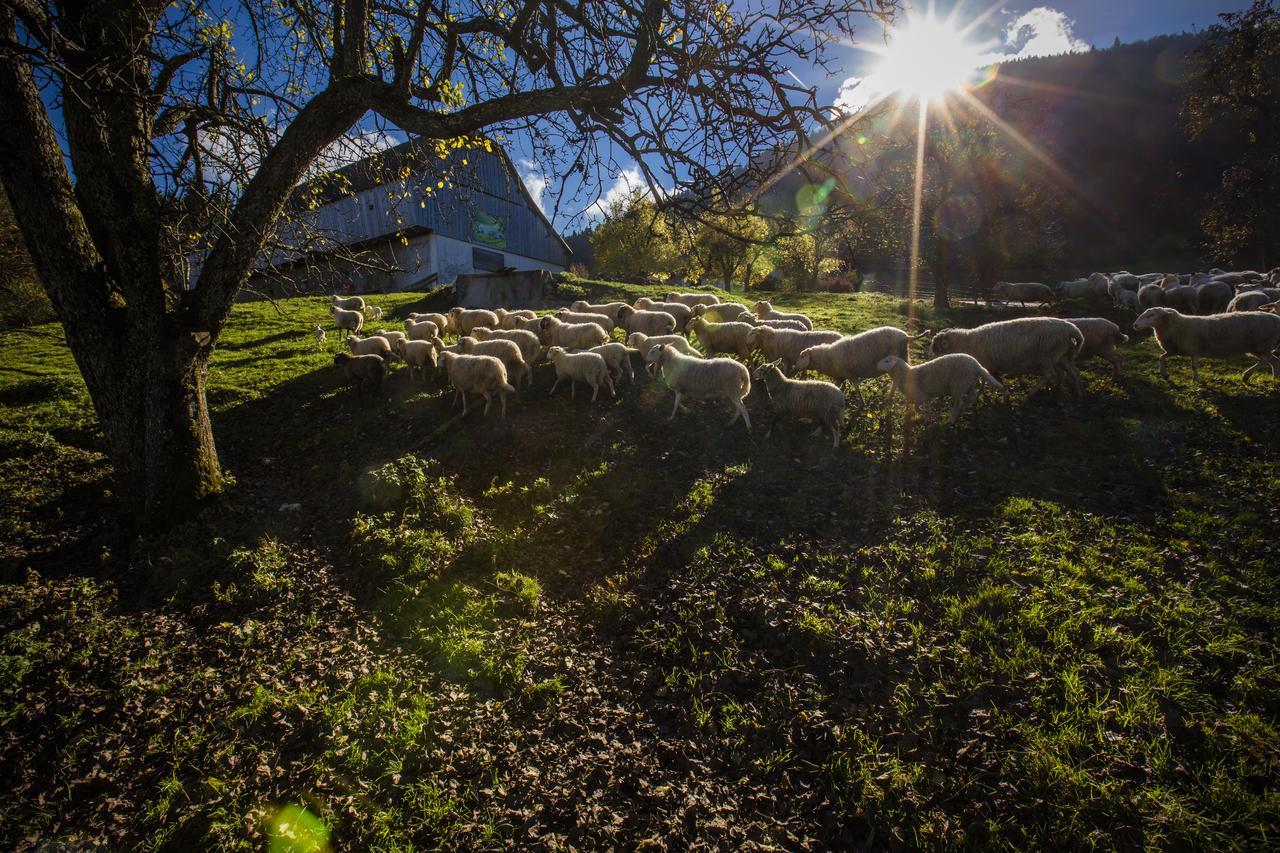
319 265 1280 447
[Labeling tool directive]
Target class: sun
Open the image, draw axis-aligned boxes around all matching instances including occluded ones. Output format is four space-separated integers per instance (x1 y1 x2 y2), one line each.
862 12 993 104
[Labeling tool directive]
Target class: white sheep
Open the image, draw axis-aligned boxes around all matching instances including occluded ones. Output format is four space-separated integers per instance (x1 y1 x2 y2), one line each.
312 325 326 347
589 342 636 385
1086 272 1112 299
346 334 392 360
877 354 1003 424
1066 318 1128 377
1057 278 1091 300
751 300 814 330
407 311 449 331
665 291 721 308
556 309 615 333
1132 307 1280 383
645 344 752 429
333 352 385 395
366 305 383 321
1195 280 1235 315
793 326 930 403
405 318 440 341
375 329 408 347
1162 285 1200 314
625 332 702 366
458 336 531 390
993 281 1054 307
745 326 844 371
494 308 537 329
393 338 438 383
692 302 753 322
1228 289 1280 312
537 315 610 349
330 305 364 336
471 327 541 365
687 316 754 360
446 307 499 336
616 305 677 337
633 298 693 332
330 294 366 311
545 346 614 401
1115 288 1141 312
750 361 845 447
437 351 515 417
569 300 629 323
928 317 1085 401
1138 283 1165 309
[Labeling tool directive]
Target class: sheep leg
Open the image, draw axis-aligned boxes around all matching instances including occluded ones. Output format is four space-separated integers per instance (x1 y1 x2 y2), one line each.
1191 357 1200 384
1059 360 1084 399
460 391 469 416
590 381 599 402
829 422 840 449
735 399 752 430
571 380 577 400
1105 352 1122 379
499 390 508 419
549 376 561 396
669 393 683 420
1158 353 1170 380
482 392 493 416
604 375 615 397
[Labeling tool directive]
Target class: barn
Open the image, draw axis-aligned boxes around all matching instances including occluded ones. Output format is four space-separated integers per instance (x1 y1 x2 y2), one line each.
243 138 570 297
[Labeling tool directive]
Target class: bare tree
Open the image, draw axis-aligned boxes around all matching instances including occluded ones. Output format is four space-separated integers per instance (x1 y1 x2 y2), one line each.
0 0 896 528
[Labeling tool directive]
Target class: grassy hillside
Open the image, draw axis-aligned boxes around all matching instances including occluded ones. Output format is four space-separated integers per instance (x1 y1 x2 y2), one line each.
2 284 1279 849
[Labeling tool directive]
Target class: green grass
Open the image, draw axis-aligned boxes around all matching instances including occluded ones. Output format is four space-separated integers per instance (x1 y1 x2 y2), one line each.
2 280 1279 849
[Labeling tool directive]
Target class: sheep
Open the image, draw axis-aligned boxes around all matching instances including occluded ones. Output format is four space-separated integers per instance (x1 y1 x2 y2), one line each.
1086 272 1112 299
751 300 814 330
1162 285 1200 314
1066 318 1128 377
589 342 636 385
928 317 1085 401
1194 280 1235 315
993 281 1054 307
1132 307 1280 383
375 329 408 347
645 344 752 429
330 294 365 311
556 309 615 333
625 332 702 370
405 318 440 341
1057 278 1091 300
616 305 677 337
333 352 385 396
407 312 449 331
793 326 930 404
1116 288 1141 312
494 308 537 329
1228 289 1280 312
471 327 541 365
436 351 515 417
877 354 1003 424
346 334 393 360
537 315 610 349
750 361 846 447
446 307 499 336
458 336 531 390
569 300 629 323
665 291 721 308
745 326 844 371
745 317 810 332
1138 283 1166 309
330 305 364 336
633 298 694 331
1110 273 1141 293
545 346 614 400
393 338 438 383
312 325 326 347
366 306 383 322
687 316 754 360
692 302 753 323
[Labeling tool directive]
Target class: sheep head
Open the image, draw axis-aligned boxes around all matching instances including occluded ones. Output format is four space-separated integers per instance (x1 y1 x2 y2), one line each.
929 331 954 355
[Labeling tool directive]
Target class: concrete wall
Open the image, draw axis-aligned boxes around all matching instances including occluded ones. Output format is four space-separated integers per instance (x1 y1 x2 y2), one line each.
430 234 566 286
454 269 555 309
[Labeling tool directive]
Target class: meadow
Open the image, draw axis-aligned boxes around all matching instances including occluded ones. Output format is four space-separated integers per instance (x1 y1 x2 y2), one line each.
1 280 1278 850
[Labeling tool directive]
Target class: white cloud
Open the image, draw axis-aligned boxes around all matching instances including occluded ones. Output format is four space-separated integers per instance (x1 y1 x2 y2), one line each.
583 166 652 222
517 158 548 214
997 7 1090 61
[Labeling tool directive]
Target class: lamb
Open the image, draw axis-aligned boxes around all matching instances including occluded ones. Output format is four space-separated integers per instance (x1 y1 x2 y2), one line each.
1138 283 1166 309
750 361 846 447
366 306 383 321
405 318 440 341
346 334 393 360
1066 318 1128 377
407 312 448 331
458 336 531 390
569 300 629 323
333 352 385 395
877 354 1003 424
545 346 614 400
993 281 1054 307
1194 280 1235 315
471 327 541 365
537 315 610 349
665 291 721 308
687 316 754 360
745 326 844 371
645 344 752 429
446 307 499 336
1228 289 1280 312
312 325 326 347
928 317 1085 401
616 305 677 337
793 326 930 402
330 294 365 311
751 300 814 330
556 309 615 333
393 338 438 383
494 308 537 329
633 298 693 331
1132 307 1280 383
625 332 702 366
692 302 753 323
589 342 636 385
436 351 515 417
330 305 364 336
